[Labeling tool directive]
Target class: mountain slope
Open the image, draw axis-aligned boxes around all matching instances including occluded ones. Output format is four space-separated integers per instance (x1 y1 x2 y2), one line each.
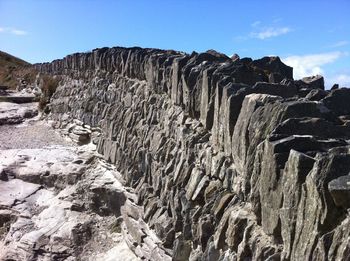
0 50 35 89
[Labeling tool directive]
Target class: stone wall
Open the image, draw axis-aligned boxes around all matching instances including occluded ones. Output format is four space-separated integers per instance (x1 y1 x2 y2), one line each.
35 47 350 260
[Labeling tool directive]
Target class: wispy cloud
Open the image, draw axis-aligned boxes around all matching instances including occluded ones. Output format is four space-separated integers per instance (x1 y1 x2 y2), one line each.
329 40 349 48
282 51 346 79
326 74 350 87
11 29 27 35
0 27 28 36
250 27 291 40
234 21 292 41
251 21 261 27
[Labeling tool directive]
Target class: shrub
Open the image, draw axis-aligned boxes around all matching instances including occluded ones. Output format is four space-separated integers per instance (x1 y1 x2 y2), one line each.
38 75 60 111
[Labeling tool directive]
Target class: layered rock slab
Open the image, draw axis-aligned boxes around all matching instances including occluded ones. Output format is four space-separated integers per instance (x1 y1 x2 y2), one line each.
34 46 350 260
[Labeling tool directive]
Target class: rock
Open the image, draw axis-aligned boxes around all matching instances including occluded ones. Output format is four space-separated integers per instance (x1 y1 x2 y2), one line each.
301 75 325 90
0 102 38 125
230 53 240 62
268 72 284 83
322 88 350 116
280 150 315 259
173 234 192 261
0 95 37 104
251 56 293 80
202 239 220 261
31 46 350 260
251 81 297 98
331 83 339 90
328 175 350 208
225 208 250 250
0 147 86 188
304 88 328 101
68 125 91 144
0 179 41 207
185 166 205 200
213 193 234 220
272 117 350 139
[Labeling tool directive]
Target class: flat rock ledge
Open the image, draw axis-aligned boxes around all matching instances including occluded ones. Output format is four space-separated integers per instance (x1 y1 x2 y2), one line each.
0 101 168 260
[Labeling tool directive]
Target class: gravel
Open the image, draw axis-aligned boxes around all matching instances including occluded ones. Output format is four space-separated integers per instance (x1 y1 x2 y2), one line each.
0 117 72 150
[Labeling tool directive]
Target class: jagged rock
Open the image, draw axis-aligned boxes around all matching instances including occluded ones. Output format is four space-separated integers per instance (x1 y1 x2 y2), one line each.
328 175 350 208
31 46 350 260
301 75 325 90
272 117 350 139
251 81 297 98
230 53 240 62
280 150 315 259
268 72 284 83
251 56 293 80
322 88 350 116
331 83 339 90
304 88 328 101
185 166 205 200
173 234 192 261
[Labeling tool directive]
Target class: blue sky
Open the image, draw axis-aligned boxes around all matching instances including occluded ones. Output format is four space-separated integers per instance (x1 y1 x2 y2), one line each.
0 0 349 87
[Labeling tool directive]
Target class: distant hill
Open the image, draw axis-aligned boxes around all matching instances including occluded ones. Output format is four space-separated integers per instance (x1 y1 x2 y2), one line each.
0 50 36 89
0 50 30 67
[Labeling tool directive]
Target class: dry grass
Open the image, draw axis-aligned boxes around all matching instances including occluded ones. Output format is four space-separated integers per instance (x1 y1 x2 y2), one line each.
38 75 61 111
0 50 61 111
0 50 36 89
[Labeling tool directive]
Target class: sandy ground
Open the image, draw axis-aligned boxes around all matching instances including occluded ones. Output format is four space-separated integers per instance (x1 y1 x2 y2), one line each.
0 116 72 150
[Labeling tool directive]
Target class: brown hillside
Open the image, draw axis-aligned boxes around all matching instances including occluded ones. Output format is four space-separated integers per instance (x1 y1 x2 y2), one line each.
0 50 36 89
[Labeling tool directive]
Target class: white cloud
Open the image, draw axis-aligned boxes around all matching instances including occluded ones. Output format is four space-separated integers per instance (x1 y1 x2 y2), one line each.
11 29 27 35
250 27 291 40
326 74 350 87
0 27 28 35
330 40 349 48
282 51 345 79
235 22 292 42
251 21 261 27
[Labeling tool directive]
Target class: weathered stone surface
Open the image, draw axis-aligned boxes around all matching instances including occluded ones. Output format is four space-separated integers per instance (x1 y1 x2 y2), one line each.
301 75 325 90
0 147 86 188
31 46 350 260
322 88 350 116
273 117 350 139
305 88 328 101
0 153 141 261
0 102 38 125
0 179 41 207
280 150 315 260
0 102 165 260
251 81 297 98
328 175 350 208
251 56 293 80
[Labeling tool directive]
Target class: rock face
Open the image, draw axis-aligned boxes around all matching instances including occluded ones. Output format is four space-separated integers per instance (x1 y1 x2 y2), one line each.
34 47 350 260
0 102 37 125
0 115 167 260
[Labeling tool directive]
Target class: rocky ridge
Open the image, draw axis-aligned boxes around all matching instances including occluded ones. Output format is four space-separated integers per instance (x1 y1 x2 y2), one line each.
34 47 350 260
